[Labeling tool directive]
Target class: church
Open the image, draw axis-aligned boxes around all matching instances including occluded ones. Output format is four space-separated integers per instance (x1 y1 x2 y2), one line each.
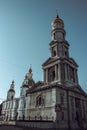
1 14 87 129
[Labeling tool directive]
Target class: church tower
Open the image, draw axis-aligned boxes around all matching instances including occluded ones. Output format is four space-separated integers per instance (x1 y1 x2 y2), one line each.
7 80 15 100
20 67 35 97
18 67 35 119
42 14 79 87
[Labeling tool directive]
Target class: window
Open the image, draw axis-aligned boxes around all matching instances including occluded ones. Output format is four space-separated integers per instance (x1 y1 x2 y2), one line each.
52 71 55 81
52 46 56 57
75 98 80 108
11 96 13 100
48 66 56 82
49 71 55 82
70 67 75 82
65 51 68 57
53 50 56 56
24 100 26 108
36 95 44 106
61 95 64 104
54 33 55 40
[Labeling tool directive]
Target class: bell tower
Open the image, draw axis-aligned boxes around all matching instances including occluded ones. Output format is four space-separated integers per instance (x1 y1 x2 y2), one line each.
42 14 79 87
50 14 69 58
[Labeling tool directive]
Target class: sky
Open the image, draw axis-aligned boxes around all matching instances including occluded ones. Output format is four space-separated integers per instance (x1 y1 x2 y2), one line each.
0 0 87 103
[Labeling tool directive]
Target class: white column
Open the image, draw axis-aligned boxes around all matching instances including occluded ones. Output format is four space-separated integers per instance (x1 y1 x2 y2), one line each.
43 69 46 82
46 69 48 82
55 64 58 80
65 64 67 81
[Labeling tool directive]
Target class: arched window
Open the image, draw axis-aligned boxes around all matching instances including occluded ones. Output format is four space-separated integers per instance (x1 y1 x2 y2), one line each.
11 96 13 100
38 96 41 105
54 33 55 40
36 95 44 106
52 46 56 57
53 50 56 56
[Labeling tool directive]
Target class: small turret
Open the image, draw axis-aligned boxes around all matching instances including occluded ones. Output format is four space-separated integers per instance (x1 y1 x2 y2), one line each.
7 80 15 100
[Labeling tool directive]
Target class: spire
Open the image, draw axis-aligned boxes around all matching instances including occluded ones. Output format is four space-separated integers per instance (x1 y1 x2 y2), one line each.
56 9 59 18
29 64 32 74
10 80 15 89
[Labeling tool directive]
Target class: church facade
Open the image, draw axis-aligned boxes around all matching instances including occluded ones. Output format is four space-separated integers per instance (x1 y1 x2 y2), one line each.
1 14 87 129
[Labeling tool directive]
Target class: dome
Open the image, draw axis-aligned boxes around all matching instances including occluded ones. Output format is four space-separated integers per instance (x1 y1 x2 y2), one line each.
22 78 35 88
8 89 15 93
28 78 35 87
52 14 64 26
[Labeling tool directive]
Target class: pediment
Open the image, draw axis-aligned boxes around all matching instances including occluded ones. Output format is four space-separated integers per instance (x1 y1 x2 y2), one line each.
42 57 58 66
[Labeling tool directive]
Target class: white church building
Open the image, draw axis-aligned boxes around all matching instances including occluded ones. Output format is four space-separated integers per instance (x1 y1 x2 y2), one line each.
1 14 87 129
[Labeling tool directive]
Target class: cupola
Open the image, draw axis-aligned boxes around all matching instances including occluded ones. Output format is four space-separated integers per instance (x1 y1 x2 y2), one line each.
51 14 64 29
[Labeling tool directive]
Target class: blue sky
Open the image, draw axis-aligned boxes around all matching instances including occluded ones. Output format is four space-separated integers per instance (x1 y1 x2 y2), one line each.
0 0 87 102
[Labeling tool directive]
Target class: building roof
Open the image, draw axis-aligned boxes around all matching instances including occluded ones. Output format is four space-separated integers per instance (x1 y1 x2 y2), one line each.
42 56 78 68
42 57 58 67
27 82 87 97
28 78 35 87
